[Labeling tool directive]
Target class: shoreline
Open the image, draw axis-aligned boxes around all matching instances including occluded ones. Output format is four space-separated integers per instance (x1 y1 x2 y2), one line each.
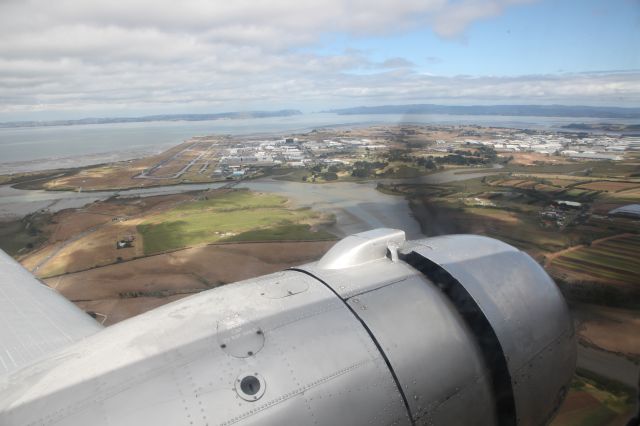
0 178 426 239
2 161 504 194
3 113 637 175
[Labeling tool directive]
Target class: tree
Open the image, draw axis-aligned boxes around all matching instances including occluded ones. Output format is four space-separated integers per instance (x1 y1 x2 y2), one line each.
322 172 338 181
387 149 411 162
424 158 436 170
352 168 368 178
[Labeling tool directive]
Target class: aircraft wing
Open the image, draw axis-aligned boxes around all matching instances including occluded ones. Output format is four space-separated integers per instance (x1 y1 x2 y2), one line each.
0 250 102 376
0 229 577 425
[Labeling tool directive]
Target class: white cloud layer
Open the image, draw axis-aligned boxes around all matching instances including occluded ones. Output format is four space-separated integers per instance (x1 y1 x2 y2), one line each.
0 0 637 118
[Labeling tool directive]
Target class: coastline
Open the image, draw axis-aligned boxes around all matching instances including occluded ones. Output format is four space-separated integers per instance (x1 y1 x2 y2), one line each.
3 112 638 175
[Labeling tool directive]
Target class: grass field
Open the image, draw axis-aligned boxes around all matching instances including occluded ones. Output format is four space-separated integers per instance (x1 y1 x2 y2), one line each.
137 190 334 254
269 167 312 182
550 234 640 286
226 224 335 242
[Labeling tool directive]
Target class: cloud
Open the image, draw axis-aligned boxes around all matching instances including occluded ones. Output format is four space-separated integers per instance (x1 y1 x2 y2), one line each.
379 58 416 69
430 0 535 38
0 0 636 118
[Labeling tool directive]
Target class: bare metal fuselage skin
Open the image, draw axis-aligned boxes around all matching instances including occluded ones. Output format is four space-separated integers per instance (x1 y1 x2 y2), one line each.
0 229 576 425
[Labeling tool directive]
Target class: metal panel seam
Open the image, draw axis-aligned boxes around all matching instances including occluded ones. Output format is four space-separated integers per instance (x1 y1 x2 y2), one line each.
289 268 416 426
398 252 517 426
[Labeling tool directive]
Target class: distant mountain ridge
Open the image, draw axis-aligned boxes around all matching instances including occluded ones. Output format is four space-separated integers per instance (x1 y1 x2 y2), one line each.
0 110 302 129
324 104 640 119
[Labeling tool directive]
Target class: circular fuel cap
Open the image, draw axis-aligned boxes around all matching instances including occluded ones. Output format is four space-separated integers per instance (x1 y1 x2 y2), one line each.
235 372 266 401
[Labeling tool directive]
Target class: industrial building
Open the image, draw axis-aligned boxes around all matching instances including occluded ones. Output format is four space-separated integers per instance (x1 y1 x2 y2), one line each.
608 204 640 219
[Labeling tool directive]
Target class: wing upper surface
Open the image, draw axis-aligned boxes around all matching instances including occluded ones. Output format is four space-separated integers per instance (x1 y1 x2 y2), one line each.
0 250 102 376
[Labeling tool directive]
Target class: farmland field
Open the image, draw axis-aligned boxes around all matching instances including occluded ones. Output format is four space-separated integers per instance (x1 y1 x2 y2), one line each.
490 177 571 194
606 187 640 200
551 373 636 426
576 181 640 193
138 189 334 254
550 234 640 287
548 178 582 188
50 240 337 325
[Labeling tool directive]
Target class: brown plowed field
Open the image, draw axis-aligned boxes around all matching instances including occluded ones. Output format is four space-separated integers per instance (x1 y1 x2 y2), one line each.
44 240 335 326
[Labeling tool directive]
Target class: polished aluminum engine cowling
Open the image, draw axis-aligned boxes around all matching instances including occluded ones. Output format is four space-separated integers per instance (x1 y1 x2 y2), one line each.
0 229 575 426
298 229 576 426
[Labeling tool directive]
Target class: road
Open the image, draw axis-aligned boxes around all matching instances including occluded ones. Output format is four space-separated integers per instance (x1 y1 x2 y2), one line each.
577 344 639 388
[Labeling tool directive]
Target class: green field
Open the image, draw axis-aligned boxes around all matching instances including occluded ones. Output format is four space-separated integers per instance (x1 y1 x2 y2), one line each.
381 163 424 179
225 224 335 242
137 190 335 254
551 235 640 286
268 167 311 182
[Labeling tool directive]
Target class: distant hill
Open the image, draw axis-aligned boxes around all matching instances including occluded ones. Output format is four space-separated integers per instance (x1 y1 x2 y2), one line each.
561 123 640 132
324 104 640 119
0 110 302 129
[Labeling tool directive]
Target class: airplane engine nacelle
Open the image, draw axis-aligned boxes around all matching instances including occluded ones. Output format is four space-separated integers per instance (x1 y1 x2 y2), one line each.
0 229 576 426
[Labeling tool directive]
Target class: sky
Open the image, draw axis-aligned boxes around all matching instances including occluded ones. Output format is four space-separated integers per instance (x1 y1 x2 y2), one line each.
0 0 639 121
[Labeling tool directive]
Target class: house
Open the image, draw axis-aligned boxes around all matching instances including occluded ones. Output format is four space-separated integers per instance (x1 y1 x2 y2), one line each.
116 240 133 249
